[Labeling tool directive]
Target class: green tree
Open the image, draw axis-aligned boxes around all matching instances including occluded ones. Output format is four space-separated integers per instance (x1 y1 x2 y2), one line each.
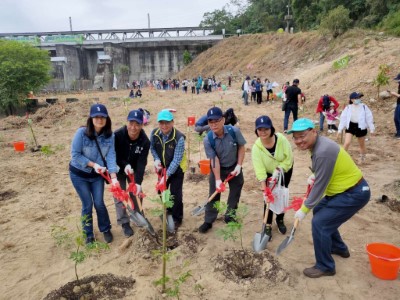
373 64 390 99
0 40 51 115
182 50 192 66
319 5 352 38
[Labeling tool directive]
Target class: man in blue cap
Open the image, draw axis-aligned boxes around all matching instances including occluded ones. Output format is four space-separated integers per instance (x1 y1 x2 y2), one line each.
150 109 186 227
387 73 400 139
199 106 246 233
114 110 150 237
288 118 370 278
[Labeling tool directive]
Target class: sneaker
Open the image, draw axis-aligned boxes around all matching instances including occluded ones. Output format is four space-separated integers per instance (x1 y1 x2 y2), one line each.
331 249 350 258
198 222 212 233
264 226 272 241
283 130 288 134
122 223 134 237
85 236 95 245
328 129 333 134
276 219 287 235
303 266 336 278
103 230 113 243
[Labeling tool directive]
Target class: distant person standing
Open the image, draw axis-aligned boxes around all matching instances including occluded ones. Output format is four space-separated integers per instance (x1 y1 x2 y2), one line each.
387 73 400 139
242 76 251 106
283 79 302 133
255 78 263 104
315 95 339 132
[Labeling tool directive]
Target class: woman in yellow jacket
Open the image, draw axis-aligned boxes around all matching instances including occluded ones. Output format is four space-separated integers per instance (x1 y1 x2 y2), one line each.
251 115 294 239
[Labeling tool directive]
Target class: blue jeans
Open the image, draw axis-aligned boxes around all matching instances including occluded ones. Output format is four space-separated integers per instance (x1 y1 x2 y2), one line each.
70 172 111 238
283 103 298 130
243 91 249 105
394 103 400 136
311 178 370 272
319 112 325 131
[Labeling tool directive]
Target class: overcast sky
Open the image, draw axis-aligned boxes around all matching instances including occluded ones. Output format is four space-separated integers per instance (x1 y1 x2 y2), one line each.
0 0 231 33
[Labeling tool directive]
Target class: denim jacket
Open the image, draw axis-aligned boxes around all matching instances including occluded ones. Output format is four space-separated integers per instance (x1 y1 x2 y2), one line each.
70 127 118 174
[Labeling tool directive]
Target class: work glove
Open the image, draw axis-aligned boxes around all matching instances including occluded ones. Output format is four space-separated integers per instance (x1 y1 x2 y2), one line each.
135 184 142 194
111 177 120 187
230 164 242 177
307 174 315 186
154 160 162 172
124 164 133 175
295 209 307 221
93 163 106 174
216 179 226 193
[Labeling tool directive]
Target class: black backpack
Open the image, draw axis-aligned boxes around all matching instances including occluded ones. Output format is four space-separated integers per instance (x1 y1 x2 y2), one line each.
322 95 331 111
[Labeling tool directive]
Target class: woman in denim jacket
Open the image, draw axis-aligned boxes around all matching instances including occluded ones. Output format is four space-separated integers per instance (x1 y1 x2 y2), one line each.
69 104 119 244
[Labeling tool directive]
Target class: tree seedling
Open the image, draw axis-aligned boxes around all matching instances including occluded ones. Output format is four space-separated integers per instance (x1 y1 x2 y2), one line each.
149 190 175 293
373 64 390 99
27 118 41 152
214 202 249 252
51 215 109 282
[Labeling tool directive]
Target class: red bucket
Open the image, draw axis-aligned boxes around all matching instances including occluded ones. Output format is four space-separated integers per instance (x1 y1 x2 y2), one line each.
187 116 195 126
366 243 400 280
198 159 210 175
13 141 25 152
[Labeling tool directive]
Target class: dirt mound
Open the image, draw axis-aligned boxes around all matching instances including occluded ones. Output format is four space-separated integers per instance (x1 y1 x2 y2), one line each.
44 273 135 300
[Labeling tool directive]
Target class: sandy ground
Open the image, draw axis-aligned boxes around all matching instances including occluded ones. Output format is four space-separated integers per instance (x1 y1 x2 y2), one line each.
0 83 399 300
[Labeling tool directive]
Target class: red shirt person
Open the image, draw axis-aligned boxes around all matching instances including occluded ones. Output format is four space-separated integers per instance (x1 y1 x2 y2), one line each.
316 95 339 132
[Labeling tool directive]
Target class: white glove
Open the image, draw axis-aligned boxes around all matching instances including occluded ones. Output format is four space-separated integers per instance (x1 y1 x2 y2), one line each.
322 112 327 116
124 164 133 175
135 184 142 194
154 160 162 171
230 164 242 177
111 177 119 186
272 168 281 181
93 163 106 174
215 179 226 192
295 209 307 221
307 174 315 186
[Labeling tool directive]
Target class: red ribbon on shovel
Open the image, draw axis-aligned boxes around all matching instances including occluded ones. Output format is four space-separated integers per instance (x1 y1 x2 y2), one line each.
98 170 130 203
264 178 276 204
216 173 235 192
155 168 167 193
127 173 146 199
284 183 313 212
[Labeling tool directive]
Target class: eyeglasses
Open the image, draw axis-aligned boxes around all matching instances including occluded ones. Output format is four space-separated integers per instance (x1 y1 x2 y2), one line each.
208 118 223 125
292 129 312 142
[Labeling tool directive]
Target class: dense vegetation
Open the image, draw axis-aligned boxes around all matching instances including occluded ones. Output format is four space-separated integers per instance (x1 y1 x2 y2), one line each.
200 0 400 36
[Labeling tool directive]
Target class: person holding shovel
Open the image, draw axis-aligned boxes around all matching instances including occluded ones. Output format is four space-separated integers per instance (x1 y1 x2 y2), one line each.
69 104 119 244
150 109 186 228
251 115 294 240
198 106 246 233
114 109 150 237
288 118 370 278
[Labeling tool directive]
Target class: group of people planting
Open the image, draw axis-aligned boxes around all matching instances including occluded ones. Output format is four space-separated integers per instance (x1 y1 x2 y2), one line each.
69 73 400 278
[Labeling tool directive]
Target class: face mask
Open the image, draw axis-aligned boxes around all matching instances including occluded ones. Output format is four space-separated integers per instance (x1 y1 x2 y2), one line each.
354 99 362 105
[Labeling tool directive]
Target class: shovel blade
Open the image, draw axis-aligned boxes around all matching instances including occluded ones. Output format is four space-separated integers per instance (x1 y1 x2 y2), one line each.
191 204 206 216
144 217 156 236
129 210 148 228
252 231 270 253
276 235 295 256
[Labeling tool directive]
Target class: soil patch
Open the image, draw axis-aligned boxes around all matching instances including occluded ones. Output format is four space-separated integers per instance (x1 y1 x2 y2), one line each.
214 249 289 283
44 273 135 300
0 189 18 202
186 173 208 183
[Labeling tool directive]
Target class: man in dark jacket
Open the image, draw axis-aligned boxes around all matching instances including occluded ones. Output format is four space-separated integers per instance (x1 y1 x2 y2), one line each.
114 109 150 237
283 78 302 133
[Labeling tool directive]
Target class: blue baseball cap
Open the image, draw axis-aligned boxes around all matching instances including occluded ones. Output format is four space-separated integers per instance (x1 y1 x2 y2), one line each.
255 115 273 130
127 110 143 124
157 109 174 122
207 107 223 120
349 92 363 99
287 118 315 134
90 104 108 118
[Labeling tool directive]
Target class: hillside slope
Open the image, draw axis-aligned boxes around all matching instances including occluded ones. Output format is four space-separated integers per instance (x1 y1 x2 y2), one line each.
178 29 400 103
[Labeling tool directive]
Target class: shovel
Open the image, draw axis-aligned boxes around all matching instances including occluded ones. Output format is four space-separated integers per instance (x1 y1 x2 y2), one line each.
276 183 314 255
191 174 235 216
252 201 271 253
276 218 300 255
127 173 156 236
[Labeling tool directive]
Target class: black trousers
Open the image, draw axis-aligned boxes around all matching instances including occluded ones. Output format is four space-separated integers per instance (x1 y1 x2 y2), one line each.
205 165 244 224
165 172 184 223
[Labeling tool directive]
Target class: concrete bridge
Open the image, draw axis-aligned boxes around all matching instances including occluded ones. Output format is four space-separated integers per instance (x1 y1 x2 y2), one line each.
0 27 223 91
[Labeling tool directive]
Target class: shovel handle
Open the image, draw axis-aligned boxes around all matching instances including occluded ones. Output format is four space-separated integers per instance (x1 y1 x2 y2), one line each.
262 201 270 225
